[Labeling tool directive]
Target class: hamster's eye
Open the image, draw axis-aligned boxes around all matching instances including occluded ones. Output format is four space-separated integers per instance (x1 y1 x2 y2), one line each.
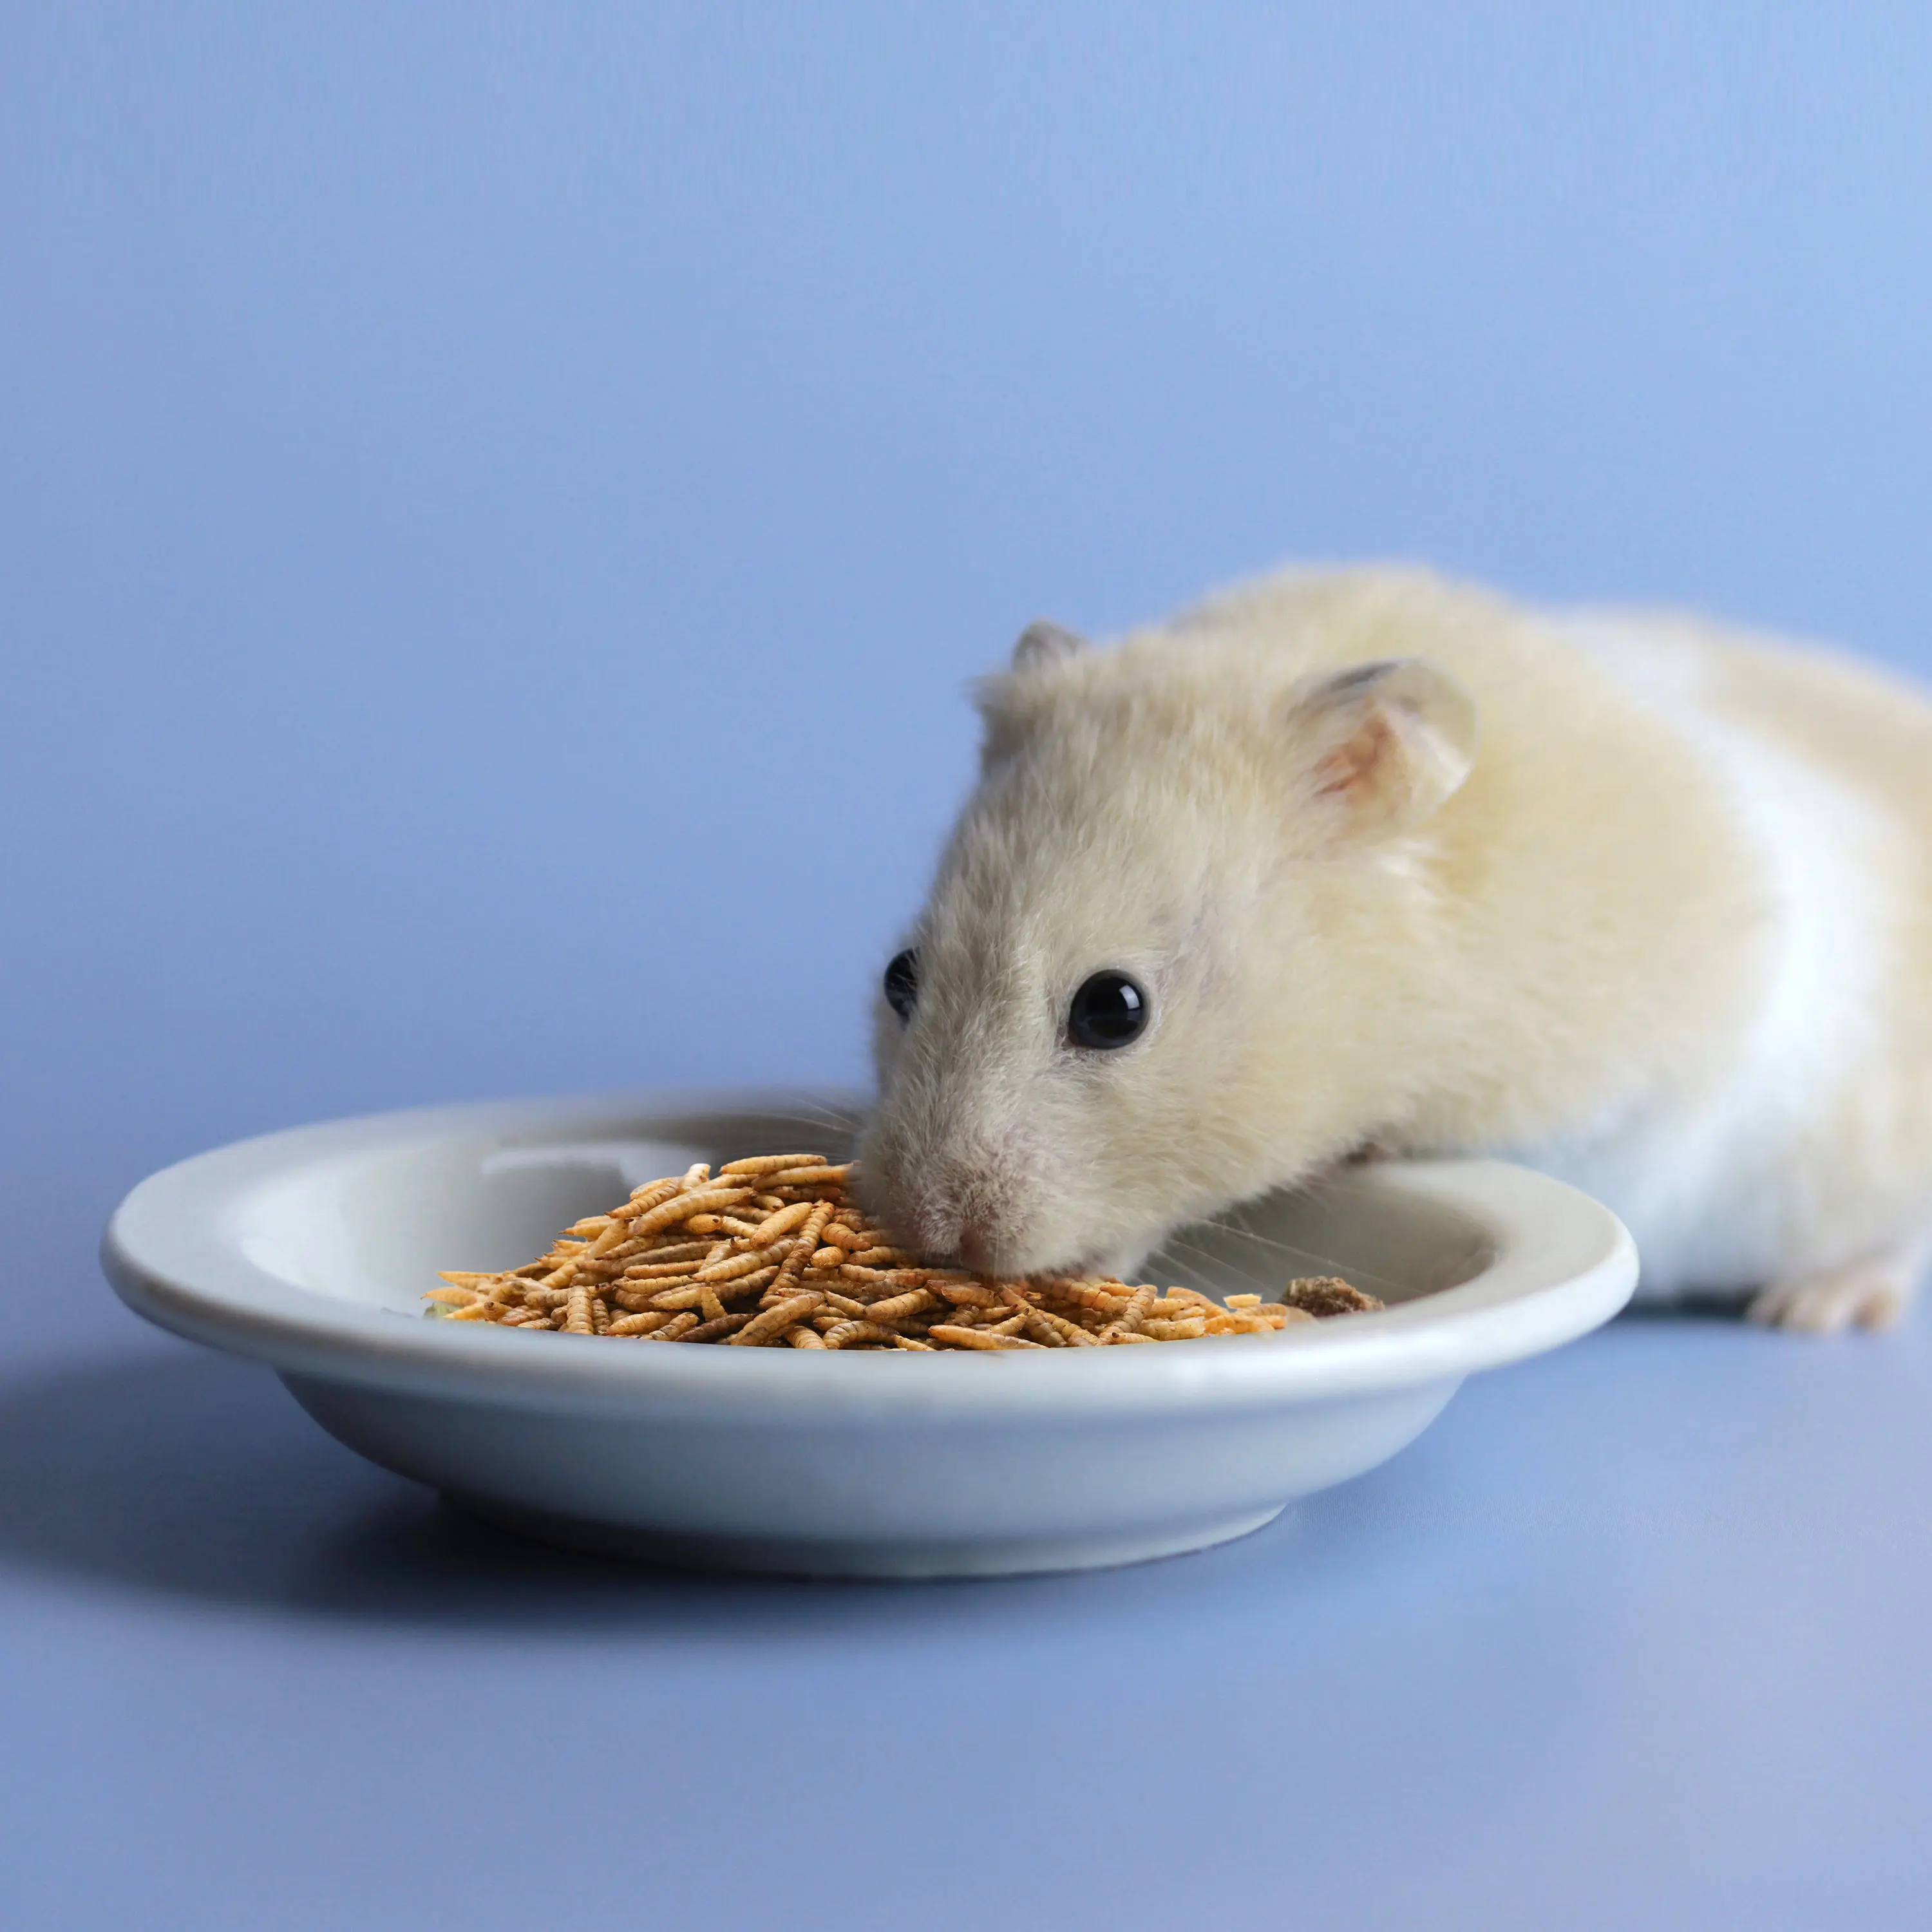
884 949 920 1021
1068 971 1148 1050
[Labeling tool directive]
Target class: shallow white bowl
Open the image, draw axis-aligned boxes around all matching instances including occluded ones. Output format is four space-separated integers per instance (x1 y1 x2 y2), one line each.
102 1088 1636 1577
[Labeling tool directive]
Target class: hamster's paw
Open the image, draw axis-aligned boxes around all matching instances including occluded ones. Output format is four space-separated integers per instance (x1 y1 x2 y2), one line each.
1747 1243 1926 1334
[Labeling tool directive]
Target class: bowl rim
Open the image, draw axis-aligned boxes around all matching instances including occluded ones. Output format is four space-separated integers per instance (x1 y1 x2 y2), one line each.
100 1086 1638 1422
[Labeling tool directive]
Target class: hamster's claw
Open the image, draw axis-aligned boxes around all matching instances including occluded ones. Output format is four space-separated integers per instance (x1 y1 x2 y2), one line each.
1746 1240 1929 1333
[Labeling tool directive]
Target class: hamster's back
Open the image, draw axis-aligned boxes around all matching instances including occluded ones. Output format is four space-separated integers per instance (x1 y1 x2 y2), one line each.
1171 567 1932 1307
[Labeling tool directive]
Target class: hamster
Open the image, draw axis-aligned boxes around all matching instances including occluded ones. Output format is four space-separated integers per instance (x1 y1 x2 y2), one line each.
858 565 1932 1332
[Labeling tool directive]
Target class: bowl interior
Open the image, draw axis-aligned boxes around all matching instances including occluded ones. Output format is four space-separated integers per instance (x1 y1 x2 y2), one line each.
227 1104 1493 1317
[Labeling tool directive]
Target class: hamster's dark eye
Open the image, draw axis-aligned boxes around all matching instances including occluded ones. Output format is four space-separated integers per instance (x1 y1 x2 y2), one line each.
884 949 920 1021
1068 971 1148 1050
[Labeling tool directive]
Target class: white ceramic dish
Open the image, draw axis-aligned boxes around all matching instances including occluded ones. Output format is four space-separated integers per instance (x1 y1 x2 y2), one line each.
102 1088 1637 1577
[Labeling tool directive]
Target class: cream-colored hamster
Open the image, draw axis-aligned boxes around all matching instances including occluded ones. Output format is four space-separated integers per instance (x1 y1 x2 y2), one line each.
859 565 1932 1332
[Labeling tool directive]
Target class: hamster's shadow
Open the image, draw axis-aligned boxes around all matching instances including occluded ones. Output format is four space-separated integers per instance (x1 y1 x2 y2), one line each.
0 1348 1352 1634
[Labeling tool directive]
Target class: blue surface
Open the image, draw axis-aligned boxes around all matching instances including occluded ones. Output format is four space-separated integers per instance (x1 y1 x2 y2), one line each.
5 6 1931 1926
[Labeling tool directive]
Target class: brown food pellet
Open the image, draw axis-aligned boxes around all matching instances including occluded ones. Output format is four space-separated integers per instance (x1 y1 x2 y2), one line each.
430 1159 1384 1349
1278 1276 1385 1318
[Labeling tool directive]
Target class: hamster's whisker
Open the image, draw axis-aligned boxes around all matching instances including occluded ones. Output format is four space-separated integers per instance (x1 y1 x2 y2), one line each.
1167 1212 1412 1303
1156 1229 1274 1296
727 1100 867 1146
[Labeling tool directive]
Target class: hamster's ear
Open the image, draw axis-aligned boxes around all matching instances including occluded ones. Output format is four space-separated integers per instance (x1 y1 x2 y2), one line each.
973 622 1087 770
1283 658 1479 846
1010 620 1086 671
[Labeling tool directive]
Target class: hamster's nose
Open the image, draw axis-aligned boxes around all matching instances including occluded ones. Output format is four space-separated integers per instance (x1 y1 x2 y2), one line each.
955 1225 998 1274
889 1193 961 1267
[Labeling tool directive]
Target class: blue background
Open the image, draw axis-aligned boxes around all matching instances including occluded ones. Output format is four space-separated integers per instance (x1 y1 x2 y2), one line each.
5 6 1931 1926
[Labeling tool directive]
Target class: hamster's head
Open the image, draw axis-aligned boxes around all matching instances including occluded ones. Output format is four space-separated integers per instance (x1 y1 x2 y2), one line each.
858 618 1479 1279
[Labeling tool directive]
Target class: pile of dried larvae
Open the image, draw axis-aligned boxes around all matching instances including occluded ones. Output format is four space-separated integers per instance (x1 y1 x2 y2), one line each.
426 1155 1383 1350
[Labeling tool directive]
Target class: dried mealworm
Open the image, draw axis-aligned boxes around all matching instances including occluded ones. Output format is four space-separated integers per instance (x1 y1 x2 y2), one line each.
966 1310 1027 1336
645 1283 715 1314
763 1162 851 1187
611 1177 683 1223
565 1283 596 1335
811 1290 873 1319
998 1289 1095 1348
608 1309 676 1337
648 1269 775 1312
1036 1308 1099 1345
1054 1282 1132 1314
730 1291 825 1347
643 1311 701 1341
582 1219 633 1260
822 1320 906 1349
786 1325 826 1348
1099 1284 1157 1341
933 1281 998 1307
694 1247 784 1283
674 1311 755 1343
927 1326 1046 1351
771 1201 835 1289
862 1287 937 1325
627 1187 752 1240
746 1199 819 1247
718 1153 831 1177
626 1240 714 1266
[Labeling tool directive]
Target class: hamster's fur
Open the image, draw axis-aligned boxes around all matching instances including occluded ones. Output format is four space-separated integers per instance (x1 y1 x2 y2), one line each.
860 565 1932 1331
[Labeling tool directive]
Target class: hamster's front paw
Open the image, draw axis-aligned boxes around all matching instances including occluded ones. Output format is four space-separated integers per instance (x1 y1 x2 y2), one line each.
1747 1240 1927 1333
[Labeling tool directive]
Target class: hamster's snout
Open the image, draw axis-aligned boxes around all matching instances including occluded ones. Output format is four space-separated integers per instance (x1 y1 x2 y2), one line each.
872 1161 1007 1273
858 1124 1046 1278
